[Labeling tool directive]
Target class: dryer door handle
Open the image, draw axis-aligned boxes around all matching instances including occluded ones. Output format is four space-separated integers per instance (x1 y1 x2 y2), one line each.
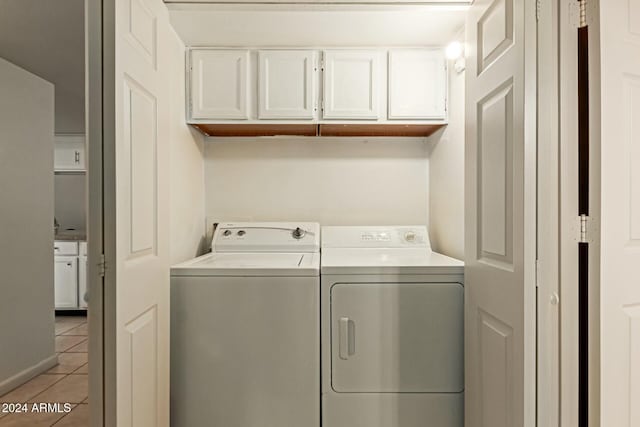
339 317 355 360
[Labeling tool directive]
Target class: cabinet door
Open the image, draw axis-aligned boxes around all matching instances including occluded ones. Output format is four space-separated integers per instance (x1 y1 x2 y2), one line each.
258 50 316 119
54 241 79 256
54 135 86 171
78 255 87 308
323 50 380 120
388 50 446 120
190 49 249 120
54 256 78 308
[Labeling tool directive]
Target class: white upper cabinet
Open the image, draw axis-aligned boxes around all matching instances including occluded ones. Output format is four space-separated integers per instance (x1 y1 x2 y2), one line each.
322 50 380 120
54 134 86 171
190 49 249 120
187 47 448 126
258 50 317 120
388 50 447 120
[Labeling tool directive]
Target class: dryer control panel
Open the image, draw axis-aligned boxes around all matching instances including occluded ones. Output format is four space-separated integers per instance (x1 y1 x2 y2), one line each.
322 226 431 249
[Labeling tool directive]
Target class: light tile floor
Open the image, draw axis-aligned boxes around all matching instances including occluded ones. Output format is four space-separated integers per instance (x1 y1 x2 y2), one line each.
0 315 89 426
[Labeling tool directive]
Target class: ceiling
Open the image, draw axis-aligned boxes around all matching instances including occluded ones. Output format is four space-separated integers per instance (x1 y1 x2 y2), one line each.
0 0 85 133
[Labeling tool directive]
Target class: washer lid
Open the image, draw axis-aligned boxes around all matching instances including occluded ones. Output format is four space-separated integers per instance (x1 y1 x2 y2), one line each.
171 252 320 277
321 248 463 275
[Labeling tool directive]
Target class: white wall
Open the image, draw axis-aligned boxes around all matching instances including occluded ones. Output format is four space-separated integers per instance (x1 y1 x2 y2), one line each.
54 174 87 232
0 58 57 392
169 7 466 48
168 29 206 264
204 138 429 227
428 40 465 260
0 0 85 134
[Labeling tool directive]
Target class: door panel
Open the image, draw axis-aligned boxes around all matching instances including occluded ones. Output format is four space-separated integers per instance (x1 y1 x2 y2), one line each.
331 282 463 393
478 80 514 267
465 0 536 426
599 0 640 424
111 0 171 424
323 50 380 119
190 49 249 120
258 50 316 119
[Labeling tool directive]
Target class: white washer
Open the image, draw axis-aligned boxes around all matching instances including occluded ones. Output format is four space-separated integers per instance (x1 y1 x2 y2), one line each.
171 222 320 427
321 226 464 427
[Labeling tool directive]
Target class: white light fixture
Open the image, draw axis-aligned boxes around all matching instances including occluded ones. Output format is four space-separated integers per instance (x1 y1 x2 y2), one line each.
445 41 464 60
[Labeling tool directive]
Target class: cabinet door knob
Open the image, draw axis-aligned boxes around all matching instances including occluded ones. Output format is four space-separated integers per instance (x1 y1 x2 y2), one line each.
67 262 72 266
74 151 80 163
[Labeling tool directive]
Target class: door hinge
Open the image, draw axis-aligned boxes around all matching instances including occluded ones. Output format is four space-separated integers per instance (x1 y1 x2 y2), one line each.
535 259 540 288
98 253 106 277
578 214 590 243
536 0 541 22
570 0 594 28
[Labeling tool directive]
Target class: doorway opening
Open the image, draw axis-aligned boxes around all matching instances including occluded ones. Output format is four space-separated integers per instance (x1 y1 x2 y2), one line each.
0 1 93 425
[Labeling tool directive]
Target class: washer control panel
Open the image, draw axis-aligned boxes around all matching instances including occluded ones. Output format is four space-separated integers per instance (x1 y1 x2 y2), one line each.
213 222 320 253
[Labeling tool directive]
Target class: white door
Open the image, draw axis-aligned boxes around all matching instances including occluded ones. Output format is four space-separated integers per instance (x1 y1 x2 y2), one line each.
388 50 446 120
54 256 78 308
258 50 316 120
331 282 463 393
107 0 172 424
323 50 380 120
189 49 249 120
465 0 536 426
598 0 640 424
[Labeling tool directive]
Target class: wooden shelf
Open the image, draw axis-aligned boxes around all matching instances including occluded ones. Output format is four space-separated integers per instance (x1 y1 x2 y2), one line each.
319 124 445 137
192 123 446 138
192 123 317 137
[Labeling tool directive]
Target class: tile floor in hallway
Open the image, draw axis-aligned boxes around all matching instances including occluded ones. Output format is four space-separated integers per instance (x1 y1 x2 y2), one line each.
0 315 89 426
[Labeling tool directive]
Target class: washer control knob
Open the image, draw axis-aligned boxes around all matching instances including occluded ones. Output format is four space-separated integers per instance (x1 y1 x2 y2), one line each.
237 230 246 236
292 227 306 240
223 230 232 236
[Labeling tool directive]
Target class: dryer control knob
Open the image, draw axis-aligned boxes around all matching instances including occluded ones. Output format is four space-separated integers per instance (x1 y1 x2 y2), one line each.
292 227 306 239
223 230 232 236
405 231 416 242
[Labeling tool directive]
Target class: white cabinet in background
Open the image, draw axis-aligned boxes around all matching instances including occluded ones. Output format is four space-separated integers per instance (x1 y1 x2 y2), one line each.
54 241 79 256
190 49 249 120
258 50 317 120
54 134 86 171
322 50 380 120
78 255 87 309
55 256 78 308
78 242 87 308
388 50 447 120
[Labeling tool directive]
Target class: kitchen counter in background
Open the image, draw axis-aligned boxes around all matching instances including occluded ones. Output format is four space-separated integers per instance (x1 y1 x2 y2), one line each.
55 230 86 241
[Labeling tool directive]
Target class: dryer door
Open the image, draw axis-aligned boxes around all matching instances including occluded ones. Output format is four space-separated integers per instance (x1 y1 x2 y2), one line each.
331 282 463 393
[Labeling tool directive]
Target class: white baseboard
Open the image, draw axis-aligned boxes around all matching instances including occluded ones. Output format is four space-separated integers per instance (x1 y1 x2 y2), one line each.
0 354 59 396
